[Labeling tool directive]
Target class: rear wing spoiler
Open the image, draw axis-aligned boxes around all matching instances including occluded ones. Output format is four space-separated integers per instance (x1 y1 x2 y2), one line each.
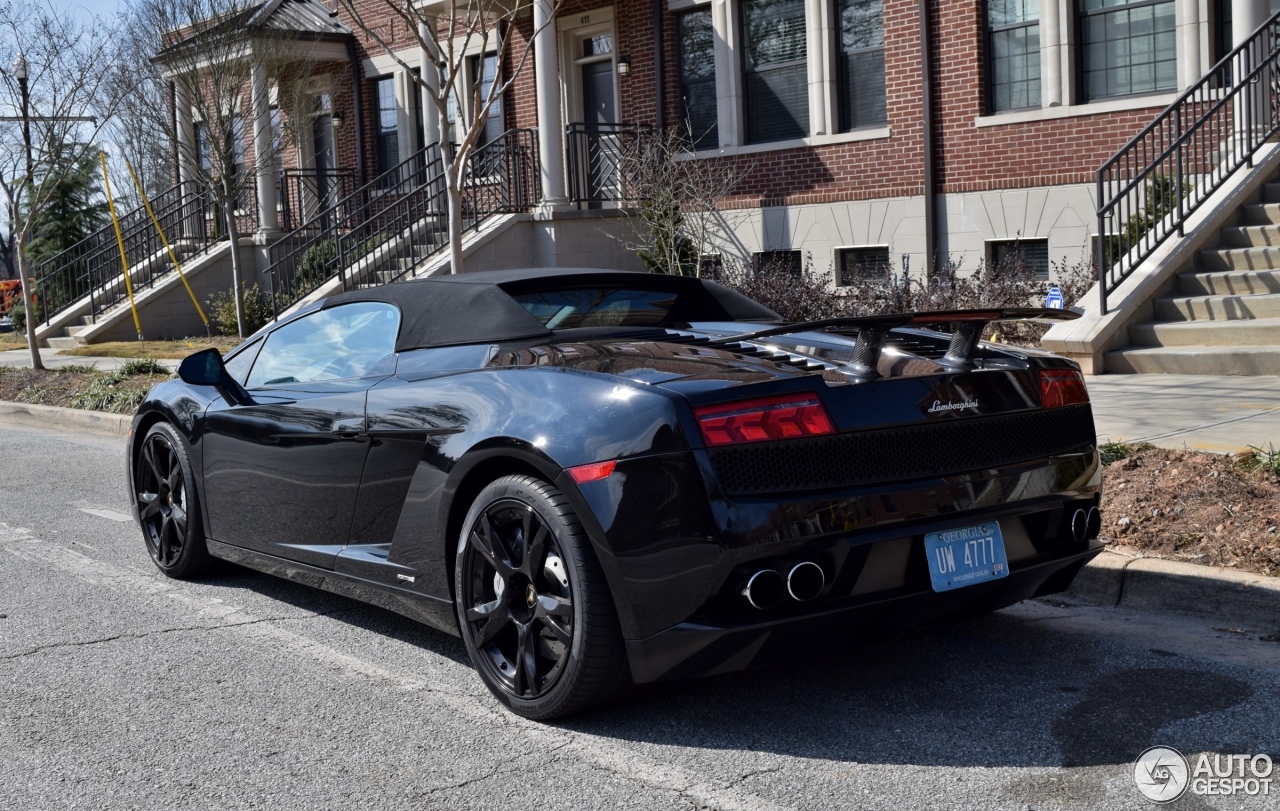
706 308 1081 377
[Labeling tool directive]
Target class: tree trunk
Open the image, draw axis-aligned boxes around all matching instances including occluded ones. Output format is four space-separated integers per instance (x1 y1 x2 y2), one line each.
446 183 464 275
16 242 43 371
222 191 246 339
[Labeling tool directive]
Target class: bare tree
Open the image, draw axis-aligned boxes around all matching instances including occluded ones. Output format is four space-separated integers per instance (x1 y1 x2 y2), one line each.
0 3 128 369
615 126 749 276
336 0 560 274
106 17 174 211
134 0 318 336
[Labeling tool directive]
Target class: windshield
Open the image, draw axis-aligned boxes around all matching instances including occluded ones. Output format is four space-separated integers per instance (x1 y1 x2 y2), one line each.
511 288 680 329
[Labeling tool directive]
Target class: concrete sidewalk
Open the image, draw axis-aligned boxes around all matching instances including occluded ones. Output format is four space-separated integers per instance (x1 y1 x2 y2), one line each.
0 349 179 372
1087 373 1280 453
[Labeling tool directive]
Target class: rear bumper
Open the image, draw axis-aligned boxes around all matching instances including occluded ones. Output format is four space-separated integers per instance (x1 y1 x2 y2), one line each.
624 540 1103 684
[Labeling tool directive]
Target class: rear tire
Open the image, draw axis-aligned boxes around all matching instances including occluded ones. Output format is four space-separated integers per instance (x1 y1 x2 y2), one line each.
454 475 628 720
133 422 211 579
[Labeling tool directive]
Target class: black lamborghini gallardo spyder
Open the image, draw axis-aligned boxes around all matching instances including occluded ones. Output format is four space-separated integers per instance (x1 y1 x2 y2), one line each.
126 268 1103 719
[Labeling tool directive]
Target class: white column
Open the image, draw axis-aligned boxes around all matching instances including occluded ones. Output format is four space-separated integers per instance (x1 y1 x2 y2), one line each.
1040 0 1063 106
175 82 197 187
419 20 442 148
805 0 828 135
1176 0 1201 89
712 0 740 146
395 68 415 155
250 61 279 233
534 0 567 206
1233 0 1269 135
1232 0 1268 46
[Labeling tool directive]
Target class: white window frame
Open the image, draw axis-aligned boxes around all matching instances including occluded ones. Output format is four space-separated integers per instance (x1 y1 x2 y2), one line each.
672 0 892 157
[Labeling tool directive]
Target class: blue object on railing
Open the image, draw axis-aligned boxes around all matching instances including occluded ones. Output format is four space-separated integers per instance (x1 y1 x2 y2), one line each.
1046 287 1063 309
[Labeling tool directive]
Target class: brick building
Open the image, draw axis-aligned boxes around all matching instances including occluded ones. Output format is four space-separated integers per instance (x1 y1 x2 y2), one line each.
162 0 1274 280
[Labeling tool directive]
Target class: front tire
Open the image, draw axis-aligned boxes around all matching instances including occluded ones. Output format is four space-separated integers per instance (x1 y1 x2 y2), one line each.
134 422 211 579
455 475 627 720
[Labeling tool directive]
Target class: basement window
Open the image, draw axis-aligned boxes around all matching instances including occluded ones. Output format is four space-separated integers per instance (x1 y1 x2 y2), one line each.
753 250 803 278
989 238 1050 280
837 247 892 285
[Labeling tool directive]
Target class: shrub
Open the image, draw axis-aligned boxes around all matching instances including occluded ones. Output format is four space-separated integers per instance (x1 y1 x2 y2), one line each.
118 358 170 376
9 297 44 335
707 250 1095 347
292 238 337 300
1239 444 1280 478
207 283 273 336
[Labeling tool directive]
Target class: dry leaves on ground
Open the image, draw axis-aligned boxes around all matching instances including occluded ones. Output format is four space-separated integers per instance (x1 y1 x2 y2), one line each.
1101 444 1280 576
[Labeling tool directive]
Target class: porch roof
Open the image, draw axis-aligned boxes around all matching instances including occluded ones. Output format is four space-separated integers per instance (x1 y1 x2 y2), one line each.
154 0 352 65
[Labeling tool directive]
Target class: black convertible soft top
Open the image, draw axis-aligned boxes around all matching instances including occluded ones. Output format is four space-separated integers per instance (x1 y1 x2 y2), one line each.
321 267 782 352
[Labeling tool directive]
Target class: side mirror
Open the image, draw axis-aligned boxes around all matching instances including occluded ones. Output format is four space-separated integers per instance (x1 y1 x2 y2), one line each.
178 348 223 386
178 347 252 406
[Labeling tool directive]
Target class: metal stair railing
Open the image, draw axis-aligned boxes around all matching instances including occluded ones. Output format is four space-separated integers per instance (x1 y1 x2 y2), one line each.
265 128 540 317
565 122 649 208
1097 10 1280 314
382 128 541 285
29 182 255 328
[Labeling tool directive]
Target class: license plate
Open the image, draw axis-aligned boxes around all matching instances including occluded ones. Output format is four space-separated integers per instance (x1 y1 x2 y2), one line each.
924 522 1009 592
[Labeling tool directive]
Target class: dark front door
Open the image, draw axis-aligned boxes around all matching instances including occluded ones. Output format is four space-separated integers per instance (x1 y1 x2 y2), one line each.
201 302 401 569
581 61 617 207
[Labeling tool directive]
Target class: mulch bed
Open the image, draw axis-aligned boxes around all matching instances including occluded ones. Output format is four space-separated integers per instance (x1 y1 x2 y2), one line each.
1101 444 1280 576
0 366 170 414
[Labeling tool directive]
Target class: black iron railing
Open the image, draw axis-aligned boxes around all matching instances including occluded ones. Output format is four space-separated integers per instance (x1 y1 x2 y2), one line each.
265 128 539 317
565 122 649 207
1097 11 1280 313
279 168 357 231
29 182 257 329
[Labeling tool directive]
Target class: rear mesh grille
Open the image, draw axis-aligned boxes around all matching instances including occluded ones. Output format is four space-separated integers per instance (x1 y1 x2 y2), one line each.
707 404 1095 495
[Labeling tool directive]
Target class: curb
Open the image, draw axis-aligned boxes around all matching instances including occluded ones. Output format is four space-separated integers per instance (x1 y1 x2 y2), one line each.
1062 550 1280 631
0 401 131 438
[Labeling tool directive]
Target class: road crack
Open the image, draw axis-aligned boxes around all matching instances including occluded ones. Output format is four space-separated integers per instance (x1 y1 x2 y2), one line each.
0 606 359 661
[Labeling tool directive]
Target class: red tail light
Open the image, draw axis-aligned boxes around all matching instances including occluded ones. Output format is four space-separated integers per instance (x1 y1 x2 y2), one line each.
694 393 835 447
1039 369 1089 408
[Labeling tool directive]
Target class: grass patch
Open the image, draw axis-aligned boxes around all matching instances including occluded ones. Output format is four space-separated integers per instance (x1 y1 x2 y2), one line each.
57 336 242 360
1238 443 1280 478
1099 440 1156 466
0 336 29 352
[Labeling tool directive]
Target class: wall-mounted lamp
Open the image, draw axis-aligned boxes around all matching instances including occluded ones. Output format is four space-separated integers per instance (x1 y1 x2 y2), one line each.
617 54 631 76
332 111 345 129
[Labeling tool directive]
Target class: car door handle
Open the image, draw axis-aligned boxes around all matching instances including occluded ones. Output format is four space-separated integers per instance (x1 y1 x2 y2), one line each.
331 418 366 438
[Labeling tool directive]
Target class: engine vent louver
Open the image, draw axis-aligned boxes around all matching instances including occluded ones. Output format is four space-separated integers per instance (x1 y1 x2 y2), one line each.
707 404 1095 495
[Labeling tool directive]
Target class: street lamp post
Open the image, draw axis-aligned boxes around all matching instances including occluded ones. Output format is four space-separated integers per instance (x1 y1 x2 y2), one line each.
11 53 42 370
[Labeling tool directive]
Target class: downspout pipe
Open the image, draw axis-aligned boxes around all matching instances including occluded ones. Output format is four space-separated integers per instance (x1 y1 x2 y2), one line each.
654 0 665 129
918 0 935 277
347 38 367 187
169 81 179 187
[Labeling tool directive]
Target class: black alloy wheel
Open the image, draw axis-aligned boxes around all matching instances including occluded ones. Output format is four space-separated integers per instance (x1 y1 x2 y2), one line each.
455 475 627 719
135 423 210 578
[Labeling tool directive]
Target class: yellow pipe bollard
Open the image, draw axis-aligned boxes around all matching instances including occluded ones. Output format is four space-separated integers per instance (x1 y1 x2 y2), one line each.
124 159 210 333
100 152 143 342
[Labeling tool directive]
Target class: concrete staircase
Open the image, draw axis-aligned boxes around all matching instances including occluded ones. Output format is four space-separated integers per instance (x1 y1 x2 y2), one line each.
1106 178 1280 374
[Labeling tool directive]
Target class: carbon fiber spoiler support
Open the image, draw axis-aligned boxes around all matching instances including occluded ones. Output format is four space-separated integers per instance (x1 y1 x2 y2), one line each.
705 308 1081 377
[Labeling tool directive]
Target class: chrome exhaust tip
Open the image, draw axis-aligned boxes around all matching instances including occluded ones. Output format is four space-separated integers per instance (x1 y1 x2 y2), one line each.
741 569 785 610
787 561 825 602
1087 506 1101 538
1071 508 1089 542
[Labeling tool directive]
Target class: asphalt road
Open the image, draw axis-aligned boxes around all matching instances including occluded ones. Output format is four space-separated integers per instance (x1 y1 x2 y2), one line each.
1 423 1278 811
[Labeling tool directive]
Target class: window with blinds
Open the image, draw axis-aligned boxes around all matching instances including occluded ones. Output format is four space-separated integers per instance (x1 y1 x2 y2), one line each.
990 239 1050 280
375 77 399 177
837 247 891 284
679 9 719 149
838 0 887 130
986 0 1040 111
1078 0 1176 100
470 53 504 150
742 0 809 144
753 250 803 277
